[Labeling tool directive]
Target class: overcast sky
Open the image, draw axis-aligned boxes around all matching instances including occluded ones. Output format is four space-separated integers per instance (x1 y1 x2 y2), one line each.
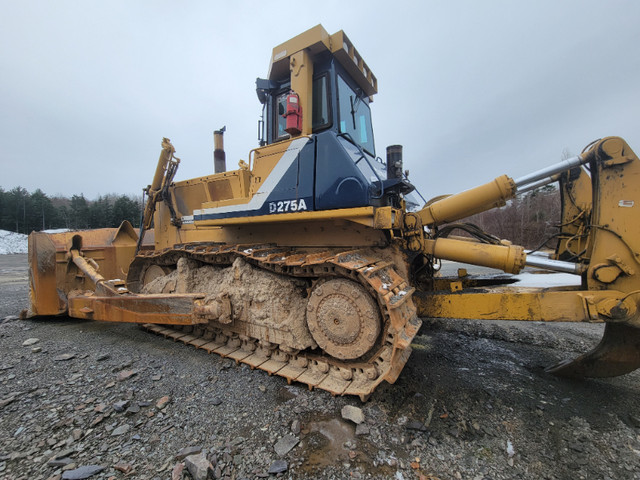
1 0 639 202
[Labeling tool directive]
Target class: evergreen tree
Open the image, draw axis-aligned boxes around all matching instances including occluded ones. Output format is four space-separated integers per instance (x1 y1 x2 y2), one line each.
70 194 90 229
0 187 5 231
3 187 30 233
111 195 140 227
89 196 112 229
0 189 142 232
27 189 55 232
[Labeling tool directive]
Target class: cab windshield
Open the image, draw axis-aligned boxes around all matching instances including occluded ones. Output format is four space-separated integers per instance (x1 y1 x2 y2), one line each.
337 74 375 156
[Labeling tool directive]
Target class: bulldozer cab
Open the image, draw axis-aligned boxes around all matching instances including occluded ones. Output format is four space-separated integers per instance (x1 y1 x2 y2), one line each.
250 25 413 213
256 51 375 157
256 25 378 146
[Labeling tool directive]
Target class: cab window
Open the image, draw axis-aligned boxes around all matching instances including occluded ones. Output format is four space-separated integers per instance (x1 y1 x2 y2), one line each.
336 74 375 156
273 75 331 141
312 74 330 130
275 92 288 140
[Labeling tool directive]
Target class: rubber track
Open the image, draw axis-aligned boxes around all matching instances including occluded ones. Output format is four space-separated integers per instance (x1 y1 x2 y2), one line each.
136 243 422 400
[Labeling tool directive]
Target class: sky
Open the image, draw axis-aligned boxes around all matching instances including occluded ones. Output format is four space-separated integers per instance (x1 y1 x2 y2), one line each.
1 0 639 202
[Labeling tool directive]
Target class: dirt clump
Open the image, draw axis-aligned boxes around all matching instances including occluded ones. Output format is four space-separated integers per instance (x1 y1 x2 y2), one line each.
143 256 315 350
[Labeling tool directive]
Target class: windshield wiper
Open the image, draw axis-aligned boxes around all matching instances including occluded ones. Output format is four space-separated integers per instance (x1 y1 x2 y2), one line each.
349 96 356 129
349 94 363 129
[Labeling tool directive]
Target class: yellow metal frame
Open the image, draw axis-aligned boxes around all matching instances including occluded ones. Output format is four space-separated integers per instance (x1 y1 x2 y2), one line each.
193 206 398 228
268 25 377 98
415 287 634 323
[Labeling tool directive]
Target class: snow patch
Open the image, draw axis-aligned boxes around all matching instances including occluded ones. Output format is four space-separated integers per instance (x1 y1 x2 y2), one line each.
513 272 581 287
0 230 28 254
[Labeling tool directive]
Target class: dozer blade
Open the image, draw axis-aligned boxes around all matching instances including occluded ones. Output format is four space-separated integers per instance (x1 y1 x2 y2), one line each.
546 323 640 378
26 221 140 317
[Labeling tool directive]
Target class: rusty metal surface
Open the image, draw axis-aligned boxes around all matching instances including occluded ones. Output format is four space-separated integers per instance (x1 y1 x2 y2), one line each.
26 222 138 318
27 232 65 316
306 278 381 360
68 292 206 325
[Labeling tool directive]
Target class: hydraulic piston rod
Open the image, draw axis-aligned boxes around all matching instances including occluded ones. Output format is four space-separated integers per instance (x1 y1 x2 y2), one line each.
525 255 585 274
514 154 587 190
517 174 561 195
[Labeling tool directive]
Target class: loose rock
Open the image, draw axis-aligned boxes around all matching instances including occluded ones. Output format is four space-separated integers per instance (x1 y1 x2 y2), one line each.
0 396 17 409
60 465 105 480
184 452 212 480
171 462 184 480
156 396 171 410
176 445 203 460
48 457 73 467
274 434 299 456
22 337 39 346
406 420 428 431
341 405 365 424
54 354 76 362
113 400 129 412
111 424 130 436
54 448 76 460
117 369 137 382
114 463 133 474
268 460 288 474
291 419 301 435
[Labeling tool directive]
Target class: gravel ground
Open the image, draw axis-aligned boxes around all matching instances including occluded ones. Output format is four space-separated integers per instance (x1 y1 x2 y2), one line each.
1 254 639 480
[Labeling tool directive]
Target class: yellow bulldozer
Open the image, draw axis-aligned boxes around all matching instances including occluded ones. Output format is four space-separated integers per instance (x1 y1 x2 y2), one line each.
26 25 640 400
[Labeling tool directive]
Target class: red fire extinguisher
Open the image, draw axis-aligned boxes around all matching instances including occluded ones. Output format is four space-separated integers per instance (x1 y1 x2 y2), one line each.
283 91 302 135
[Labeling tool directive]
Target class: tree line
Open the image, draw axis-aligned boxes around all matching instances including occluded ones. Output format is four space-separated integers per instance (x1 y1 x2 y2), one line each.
0 187 143 234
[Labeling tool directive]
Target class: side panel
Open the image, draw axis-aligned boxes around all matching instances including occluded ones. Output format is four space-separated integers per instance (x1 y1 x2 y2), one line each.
193 137 314 221
315 131 370 210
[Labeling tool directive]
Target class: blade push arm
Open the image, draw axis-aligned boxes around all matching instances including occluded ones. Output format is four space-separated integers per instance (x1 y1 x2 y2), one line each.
136 138 180 253
406 151 591 274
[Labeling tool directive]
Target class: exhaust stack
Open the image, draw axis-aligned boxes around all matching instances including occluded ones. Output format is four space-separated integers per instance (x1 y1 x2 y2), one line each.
214 126 226 173
386 144 403 179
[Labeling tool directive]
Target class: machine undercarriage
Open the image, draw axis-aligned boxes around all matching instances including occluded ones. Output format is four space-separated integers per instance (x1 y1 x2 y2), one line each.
128 244 420 400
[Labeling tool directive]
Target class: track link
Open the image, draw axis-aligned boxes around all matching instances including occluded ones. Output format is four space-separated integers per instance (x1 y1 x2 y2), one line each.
133 243 421 400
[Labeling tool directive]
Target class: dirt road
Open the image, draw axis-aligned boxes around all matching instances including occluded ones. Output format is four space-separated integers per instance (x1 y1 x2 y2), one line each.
1 254 639 479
